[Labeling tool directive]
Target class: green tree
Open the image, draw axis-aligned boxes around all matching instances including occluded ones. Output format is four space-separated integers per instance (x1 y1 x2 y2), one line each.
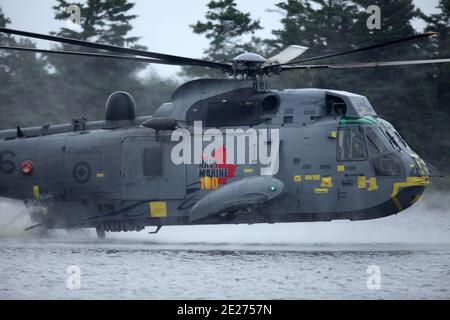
269 0 359 52
420 0 450 171
140 70 180 115
268 0 360 89
0 7 56 129
349 0 448 172
266 0 315 50
181 0 262 78
47 0 150 120
268 0 449 171
422 0 450 111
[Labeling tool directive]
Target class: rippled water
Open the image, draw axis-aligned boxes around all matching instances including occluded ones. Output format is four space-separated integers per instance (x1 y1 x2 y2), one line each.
0 240 449 299
0 192 450 299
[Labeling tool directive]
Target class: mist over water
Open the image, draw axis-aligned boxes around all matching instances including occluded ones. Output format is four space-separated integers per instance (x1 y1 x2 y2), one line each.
1 191 449 299
0 199 35 239
1 190 449 245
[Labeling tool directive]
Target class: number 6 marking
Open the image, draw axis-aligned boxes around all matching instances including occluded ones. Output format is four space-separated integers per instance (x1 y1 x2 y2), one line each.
0 151 16 174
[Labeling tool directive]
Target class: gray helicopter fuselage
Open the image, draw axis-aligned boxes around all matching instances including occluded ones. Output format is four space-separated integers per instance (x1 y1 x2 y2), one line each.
0 79 429 232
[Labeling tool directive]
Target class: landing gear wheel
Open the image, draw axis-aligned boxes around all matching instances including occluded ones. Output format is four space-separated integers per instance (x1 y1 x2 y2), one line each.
96 226 106 240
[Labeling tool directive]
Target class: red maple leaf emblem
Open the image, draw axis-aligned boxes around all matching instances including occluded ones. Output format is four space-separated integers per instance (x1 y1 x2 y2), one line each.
201 145 238 184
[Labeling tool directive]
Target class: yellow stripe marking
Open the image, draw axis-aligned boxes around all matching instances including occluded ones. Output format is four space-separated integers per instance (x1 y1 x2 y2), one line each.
315 188 328 194
391 176 430 211
391 176 430 198
392 197 403 211
33 185 40 200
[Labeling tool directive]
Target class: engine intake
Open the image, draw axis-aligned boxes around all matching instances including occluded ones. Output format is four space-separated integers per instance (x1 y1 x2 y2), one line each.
105 91 136 121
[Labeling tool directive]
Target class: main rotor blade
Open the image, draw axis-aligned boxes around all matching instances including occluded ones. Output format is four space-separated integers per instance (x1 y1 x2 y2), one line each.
0 45 178 65
0 27 232 70
267 45 309 64
280 58 450 71
281 32 439 65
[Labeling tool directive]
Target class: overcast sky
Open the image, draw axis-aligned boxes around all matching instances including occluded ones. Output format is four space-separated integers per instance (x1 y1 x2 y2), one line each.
0 0 441 77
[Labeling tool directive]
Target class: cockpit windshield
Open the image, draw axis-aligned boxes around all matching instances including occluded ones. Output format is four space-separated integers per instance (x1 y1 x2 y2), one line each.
377 118 411 151
388 128 410 150
365 127 394 154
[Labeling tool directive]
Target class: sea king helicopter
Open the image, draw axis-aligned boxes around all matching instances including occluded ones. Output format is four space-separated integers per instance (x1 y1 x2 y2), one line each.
0 27 448 239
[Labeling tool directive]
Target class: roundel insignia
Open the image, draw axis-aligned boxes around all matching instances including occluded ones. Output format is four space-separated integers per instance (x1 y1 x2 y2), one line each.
73 161 91 184
20 161 34 175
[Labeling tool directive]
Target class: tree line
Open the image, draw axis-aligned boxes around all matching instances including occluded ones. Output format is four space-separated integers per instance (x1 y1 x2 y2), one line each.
0 0 449 172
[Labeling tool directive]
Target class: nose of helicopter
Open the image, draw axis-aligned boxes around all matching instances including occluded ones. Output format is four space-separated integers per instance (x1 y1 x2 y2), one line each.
391 154 430 212
391 180 428 212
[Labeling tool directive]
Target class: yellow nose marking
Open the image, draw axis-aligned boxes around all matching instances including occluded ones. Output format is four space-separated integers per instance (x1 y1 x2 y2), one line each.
391 176 429 211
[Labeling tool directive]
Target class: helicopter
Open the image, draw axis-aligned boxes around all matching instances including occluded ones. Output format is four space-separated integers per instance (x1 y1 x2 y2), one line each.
0 27 448 239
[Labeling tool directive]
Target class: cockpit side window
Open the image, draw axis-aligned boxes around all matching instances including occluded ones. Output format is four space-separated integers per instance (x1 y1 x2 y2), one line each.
337 127 367 161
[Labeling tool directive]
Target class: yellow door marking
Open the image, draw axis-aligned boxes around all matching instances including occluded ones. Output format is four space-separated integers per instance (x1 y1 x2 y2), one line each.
368 177 378 191
96 173 105 178
294 175 302 183
149 201 167 218
337 165 345 172
321 176 333 188
244 168 254 173
358 176 366 189
315 188 329 194
33 185 40 200
312 175 321 181
305 175 313 181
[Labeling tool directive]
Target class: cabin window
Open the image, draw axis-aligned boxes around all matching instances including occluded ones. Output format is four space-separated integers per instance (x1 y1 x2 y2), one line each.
326 95 347 116
337 127 367 161
283 116 293 124
143 148 163 176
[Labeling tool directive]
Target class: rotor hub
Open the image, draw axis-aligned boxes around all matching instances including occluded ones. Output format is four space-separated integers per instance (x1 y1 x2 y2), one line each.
231 52 269 79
